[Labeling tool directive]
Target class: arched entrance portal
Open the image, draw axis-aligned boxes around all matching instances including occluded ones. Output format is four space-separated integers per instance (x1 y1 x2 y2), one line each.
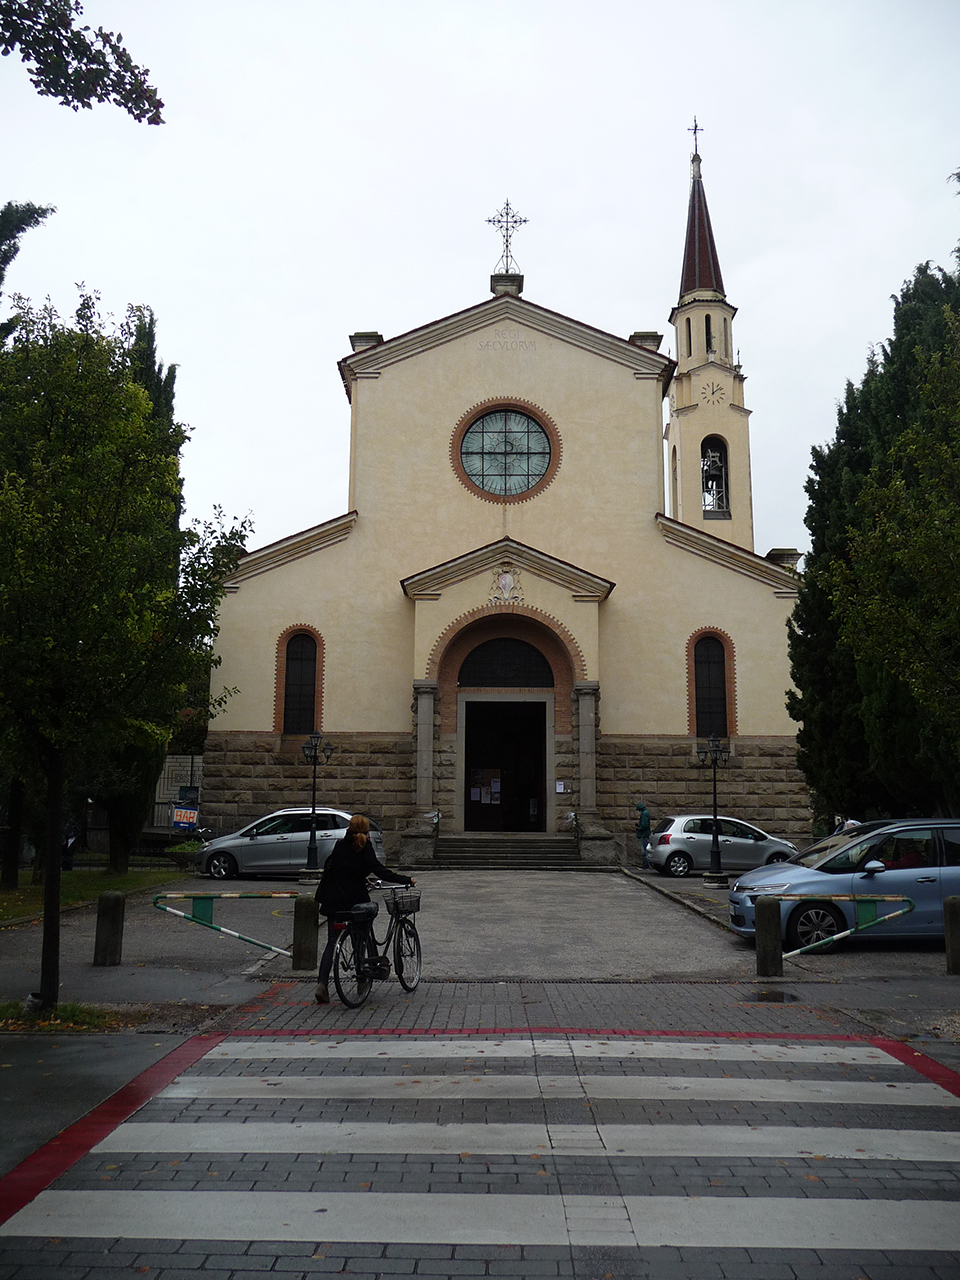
460 639 552 832
433 614 577 834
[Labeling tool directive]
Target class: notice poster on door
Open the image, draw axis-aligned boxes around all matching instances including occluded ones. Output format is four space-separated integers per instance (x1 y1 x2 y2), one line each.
472 769 501 804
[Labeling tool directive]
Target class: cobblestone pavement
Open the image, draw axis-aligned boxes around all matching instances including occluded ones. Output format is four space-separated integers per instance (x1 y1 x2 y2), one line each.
2 974 960 1280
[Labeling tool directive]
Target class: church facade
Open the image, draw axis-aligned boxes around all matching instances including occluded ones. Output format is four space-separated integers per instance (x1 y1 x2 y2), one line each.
202 155 810 861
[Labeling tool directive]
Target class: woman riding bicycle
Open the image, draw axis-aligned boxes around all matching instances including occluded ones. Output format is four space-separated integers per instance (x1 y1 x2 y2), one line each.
314 814 415 1004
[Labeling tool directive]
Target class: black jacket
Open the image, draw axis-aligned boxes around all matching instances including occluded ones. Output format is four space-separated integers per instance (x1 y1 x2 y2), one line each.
315 836 412 917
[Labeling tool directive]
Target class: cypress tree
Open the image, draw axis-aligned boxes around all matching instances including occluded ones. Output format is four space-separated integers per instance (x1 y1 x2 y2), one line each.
787 255 960 820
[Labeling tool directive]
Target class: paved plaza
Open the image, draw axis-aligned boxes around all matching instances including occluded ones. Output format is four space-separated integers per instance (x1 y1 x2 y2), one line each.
1 871 959 1277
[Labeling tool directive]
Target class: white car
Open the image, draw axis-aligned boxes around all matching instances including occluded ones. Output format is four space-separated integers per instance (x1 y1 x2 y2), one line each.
198 808 385 879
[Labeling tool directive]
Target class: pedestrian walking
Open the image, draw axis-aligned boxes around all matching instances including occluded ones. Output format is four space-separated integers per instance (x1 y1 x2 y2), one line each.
635 798 652 869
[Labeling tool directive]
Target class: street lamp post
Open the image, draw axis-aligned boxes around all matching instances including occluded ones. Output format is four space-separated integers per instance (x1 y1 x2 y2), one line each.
697 734 730 887
301 733 336 873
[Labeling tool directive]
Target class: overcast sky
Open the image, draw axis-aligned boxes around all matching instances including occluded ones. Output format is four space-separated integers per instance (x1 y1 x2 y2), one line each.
3 0 958 557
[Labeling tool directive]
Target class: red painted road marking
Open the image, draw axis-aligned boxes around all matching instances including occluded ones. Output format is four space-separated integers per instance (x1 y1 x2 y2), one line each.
0 1033 225 1226
869 1037 960 1100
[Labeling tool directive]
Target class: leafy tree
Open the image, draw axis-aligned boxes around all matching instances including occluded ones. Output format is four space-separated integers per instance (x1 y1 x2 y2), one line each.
785 394 885 820
835 307 960 792
0 200 54 341
0 202 53 884
82 306 184 872
0 0 163 123
787 257 960 819
0 294 247 1005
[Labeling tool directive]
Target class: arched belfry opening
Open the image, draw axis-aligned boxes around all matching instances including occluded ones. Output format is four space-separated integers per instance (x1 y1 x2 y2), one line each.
431 613 580 835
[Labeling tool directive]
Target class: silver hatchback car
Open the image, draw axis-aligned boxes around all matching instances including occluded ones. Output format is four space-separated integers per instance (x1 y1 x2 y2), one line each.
648 815 798 878
198 808 385 879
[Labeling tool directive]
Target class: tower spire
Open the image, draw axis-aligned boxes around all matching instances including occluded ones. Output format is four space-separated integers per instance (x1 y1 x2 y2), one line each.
679 126 724 300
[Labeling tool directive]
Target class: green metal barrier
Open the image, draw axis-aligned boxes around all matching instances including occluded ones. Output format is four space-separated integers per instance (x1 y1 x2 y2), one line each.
774 893 915 958
152 891 300 957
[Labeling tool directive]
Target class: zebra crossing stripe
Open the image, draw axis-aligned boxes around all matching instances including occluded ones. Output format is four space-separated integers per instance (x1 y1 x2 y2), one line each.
208 1036 896 1063
159 1071 957 1107
92 1119 960 1162
5 1189 960 1250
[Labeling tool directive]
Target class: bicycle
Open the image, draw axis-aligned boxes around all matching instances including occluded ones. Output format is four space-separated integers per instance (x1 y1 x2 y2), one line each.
331 882 422 1008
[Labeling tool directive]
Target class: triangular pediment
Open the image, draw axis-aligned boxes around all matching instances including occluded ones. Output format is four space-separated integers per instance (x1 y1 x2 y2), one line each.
400 536 615 603
339 294 674 400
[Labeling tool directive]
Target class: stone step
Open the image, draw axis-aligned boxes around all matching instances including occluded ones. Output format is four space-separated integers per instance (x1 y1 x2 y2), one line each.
431 835 587 871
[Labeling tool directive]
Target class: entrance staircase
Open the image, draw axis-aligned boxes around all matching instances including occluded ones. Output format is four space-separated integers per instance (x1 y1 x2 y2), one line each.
432 833 591 870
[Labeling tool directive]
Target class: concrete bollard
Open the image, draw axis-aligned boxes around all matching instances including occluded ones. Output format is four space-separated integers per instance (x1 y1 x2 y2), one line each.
755 896 783 978
93 891 126 966
292 894 319 971
946 896 960 976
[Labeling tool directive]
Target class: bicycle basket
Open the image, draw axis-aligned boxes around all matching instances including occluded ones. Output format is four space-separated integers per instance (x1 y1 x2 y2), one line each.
350 901 379 924
385 887 421 917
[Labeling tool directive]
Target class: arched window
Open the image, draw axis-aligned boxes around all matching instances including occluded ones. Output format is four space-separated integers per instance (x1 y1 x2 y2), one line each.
722 316 729 359
459 638 554 687
701 436 729 514
704 313 713 354
694 636 727 737
282 632 317 734
685 317 692 358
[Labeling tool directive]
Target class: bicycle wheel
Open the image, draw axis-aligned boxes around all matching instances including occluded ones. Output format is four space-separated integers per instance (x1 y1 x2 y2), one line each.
332 928 373 1007
393 917 422 991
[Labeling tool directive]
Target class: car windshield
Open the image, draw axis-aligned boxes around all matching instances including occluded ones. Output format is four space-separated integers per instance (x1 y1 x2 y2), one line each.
796 835 876 870
795 823 892 867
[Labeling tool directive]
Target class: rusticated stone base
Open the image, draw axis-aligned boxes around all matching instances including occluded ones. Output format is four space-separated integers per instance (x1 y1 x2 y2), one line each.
200 730 810 860
201 731 416 856
597 735 812 846
575 811 620 864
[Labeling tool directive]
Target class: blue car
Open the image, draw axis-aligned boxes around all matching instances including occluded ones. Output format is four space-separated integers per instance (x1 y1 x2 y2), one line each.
728 819 960 952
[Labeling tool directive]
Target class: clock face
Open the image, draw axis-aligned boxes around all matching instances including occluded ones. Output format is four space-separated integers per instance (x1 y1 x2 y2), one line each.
460 409 552 497
701 381 725 405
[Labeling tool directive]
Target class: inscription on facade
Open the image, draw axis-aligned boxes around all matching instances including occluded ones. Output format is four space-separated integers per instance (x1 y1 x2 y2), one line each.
477 328 537 353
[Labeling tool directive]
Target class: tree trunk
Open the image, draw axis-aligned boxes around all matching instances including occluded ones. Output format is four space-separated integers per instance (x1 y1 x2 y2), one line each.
105 744 166 874
1 778 23 890
107 815 130 876
39 749 65 1010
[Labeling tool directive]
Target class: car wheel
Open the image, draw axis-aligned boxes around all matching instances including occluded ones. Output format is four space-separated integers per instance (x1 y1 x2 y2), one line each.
663 851 693 878
765 852 791 864
785 902 844 953
206 851 238 880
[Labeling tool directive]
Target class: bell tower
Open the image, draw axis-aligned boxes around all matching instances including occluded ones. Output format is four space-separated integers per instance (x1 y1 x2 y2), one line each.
664 139 754 552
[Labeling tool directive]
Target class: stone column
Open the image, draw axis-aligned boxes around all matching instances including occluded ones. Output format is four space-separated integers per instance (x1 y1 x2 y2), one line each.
574 681 617 864
400 681 440 869
413 680 438 811
575 681 600 810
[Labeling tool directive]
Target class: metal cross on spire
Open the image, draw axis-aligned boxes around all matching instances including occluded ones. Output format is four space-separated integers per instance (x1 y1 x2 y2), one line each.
486 199 527 275
688 115 703 155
